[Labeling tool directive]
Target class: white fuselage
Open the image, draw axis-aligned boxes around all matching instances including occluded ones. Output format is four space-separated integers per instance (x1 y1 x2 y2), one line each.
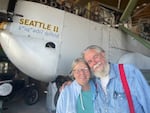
0 1 150 82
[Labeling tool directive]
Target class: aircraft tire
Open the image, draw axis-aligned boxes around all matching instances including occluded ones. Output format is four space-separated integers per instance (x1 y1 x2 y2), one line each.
24 86 39 105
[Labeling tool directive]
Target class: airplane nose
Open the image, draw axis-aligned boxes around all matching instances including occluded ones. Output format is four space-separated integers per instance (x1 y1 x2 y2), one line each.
0 30 59 82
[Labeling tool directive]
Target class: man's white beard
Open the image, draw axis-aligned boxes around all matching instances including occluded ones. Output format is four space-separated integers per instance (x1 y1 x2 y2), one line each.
94 63 110 78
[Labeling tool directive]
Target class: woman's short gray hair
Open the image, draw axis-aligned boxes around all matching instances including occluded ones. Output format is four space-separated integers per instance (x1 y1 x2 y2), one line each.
71 57 91 77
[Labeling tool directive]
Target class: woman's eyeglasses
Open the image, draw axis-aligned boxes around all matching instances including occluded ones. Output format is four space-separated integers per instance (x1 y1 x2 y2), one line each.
73 68 89 74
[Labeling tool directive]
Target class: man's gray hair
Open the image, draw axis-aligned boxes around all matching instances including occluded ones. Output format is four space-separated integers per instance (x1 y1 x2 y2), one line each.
81 45 105 58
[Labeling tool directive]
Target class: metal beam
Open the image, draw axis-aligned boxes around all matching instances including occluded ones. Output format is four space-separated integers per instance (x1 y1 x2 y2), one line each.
119 25 150 49
120 0 138 22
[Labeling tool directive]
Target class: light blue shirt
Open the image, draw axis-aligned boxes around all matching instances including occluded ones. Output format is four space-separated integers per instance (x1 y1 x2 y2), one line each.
56 80 101 113
94 63 150 113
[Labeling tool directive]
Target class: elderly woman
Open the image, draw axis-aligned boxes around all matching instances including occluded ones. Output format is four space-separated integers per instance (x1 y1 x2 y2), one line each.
56 57 100 113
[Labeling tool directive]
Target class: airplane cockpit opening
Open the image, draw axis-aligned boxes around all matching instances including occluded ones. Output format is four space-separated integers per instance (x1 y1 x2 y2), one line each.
45 42 56 48
0 0 150 112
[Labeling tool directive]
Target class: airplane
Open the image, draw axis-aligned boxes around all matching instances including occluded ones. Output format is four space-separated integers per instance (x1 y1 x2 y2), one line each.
0 0 150 112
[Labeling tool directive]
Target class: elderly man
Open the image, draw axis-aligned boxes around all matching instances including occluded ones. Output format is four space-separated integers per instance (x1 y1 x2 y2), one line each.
81 45 150 113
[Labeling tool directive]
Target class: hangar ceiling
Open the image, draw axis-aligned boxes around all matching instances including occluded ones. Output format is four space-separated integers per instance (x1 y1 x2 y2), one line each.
60 0 150 25
76 0 149 11
75 0 150 21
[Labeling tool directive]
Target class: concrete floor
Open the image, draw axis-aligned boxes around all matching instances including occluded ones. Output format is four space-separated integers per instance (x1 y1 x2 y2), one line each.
3 93 50 113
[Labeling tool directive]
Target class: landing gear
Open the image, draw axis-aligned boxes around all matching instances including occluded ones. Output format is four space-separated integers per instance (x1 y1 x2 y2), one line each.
24 85 39 105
